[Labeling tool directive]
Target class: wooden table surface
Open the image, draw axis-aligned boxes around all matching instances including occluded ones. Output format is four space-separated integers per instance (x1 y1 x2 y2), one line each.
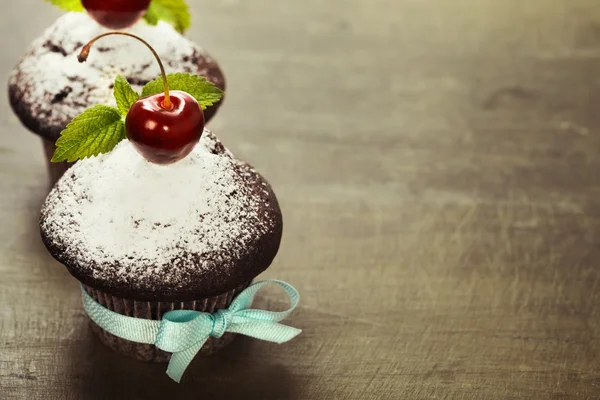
2 0 600 398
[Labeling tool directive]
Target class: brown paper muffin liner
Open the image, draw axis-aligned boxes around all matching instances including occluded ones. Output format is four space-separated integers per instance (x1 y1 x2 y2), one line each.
42 138 73 187
82 281 251 363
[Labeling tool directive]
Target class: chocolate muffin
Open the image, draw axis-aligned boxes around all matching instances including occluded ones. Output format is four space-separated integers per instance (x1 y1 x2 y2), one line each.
39 130 282 362
9 12 225 186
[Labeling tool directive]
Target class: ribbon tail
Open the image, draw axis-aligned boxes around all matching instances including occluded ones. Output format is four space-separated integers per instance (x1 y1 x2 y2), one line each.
228 321 302 344
166 340 206 383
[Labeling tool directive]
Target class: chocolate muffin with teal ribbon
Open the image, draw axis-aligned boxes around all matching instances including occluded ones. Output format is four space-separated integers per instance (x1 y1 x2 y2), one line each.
38 32 300 383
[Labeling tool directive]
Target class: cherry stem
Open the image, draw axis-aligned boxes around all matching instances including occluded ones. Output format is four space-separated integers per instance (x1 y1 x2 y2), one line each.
78 32 172 110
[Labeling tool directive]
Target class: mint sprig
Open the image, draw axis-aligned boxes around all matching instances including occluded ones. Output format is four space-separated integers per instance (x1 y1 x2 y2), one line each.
52 73 224 162
52 105 125 163
142 73 224 110
46 0 191 33
114 75 140 116
143 0 191 33
45 0 84 12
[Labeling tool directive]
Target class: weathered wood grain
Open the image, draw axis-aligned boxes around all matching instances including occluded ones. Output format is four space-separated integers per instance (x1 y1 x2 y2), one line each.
1 0 600 398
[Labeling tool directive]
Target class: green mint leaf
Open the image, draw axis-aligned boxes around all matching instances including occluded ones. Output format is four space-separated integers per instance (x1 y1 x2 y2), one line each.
114 75 140 116
143 9 159 26
143 0 190 33
45 0 84 12
52 105 125 163
141 73 224 110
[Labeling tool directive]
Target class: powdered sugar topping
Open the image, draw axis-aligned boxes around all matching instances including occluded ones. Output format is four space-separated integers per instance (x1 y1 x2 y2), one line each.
40 131 278 291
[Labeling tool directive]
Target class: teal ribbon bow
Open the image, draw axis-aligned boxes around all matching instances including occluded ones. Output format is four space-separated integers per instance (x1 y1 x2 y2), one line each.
81 280 301 383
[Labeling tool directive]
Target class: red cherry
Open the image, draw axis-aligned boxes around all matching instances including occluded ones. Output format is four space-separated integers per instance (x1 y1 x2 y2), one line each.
78 32 206 164
82 0 151 29
125 91 205 165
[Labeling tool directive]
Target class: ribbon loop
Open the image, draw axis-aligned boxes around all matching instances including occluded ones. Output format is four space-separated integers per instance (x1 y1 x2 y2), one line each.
81 280 301 383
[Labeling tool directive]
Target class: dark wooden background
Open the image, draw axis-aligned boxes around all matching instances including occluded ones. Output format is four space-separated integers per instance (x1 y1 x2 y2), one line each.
2 0 600 398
